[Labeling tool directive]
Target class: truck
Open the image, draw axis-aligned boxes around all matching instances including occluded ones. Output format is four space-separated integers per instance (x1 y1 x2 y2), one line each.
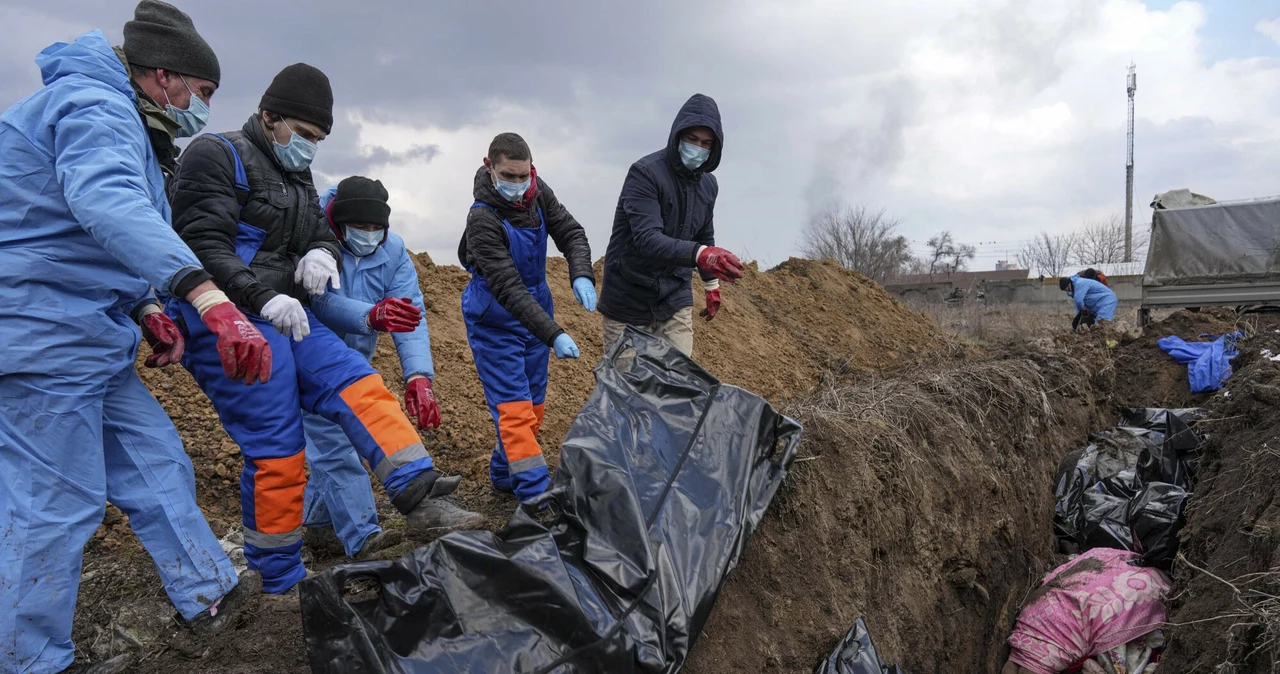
1139 190 1280 325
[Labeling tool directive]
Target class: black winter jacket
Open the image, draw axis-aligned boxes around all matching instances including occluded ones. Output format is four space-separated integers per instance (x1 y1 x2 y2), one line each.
598 93 722 325
170 114 341 314
458 166 594 346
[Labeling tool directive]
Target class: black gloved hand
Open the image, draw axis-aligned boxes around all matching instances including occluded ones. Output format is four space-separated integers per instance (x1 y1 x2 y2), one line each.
1071 311 1083 331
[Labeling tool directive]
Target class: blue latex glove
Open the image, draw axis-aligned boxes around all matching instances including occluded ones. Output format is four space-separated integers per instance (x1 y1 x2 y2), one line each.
553 333 580 359
572 277 597 312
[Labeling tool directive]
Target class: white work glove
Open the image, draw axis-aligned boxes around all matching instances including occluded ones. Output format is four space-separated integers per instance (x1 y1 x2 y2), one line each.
295 249 340 296
260 294 310 342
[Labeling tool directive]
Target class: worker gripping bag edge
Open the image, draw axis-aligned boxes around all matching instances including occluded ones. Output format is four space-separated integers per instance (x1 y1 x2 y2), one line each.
299 326 801 673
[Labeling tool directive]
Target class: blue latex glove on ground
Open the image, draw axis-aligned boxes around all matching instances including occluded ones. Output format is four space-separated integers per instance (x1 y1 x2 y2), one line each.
553 333 580 359
572 277 597 312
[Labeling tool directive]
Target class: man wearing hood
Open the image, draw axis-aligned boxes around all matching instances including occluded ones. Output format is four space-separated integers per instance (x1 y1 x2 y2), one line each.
169 66 480 596
459 132 595 510
0 3 271 672
599 93 745 357
300 176 461 559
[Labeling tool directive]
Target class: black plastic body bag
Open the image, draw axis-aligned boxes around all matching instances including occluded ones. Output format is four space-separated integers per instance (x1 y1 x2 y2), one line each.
812 617 905 674
299 327 802 673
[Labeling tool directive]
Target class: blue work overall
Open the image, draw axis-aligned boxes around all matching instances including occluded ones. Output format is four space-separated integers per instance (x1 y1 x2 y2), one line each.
462 201 553 504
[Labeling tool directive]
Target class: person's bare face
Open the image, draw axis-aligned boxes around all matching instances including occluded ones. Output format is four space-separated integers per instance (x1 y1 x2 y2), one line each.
484 155 532 184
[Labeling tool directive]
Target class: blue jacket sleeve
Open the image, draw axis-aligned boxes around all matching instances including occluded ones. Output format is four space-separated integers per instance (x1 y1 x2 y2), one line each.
310 290 375 336
54 97 204 296
388 246 434 380
621 164 701 267
1072 277 1089 313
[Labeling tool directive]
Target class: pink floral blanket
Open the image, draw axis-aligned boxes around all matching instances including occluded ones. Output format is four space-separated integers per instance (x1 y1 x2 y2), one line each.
1008 548 1171 674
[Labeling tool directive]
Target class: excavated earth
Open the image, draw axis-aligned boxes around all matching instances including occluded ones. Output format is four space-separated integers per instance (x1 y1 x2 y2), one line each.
68 254 1280 673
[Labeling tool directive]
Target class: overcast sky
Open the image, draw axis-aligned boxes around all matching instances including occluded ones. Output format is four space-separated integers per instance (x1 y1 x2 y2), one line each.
2 0 1277 269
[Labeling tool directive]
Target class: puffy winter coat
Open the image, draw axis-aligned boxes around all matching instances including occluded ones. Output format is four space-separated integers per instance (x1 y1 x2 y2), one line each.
599 93 722 325
457 166 594 346
170 115 342 314
0 30 209 382
310 186 434 379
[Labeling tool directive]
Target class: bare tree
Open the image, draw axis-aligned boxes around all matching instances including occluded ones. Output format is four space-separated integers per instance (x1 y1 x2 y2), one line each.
1017 232 1077 277
924 231 976 277
1073 213 1150 265
800 206 913 284
901 257 931 276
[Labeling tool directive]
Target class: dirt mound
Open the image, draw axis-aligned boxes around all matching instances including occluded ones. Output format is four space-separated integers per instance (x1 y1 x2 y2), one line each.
1109 308 1243 409
685 347 1103 673
74 255 954 672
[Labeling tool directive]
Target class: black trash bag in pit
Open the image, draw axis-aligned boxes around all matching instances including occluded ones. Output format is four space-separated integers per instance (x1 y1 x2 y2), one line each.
299 327 801 674
1052 408 1204 558
1127 482 1191 572
813 617 904 674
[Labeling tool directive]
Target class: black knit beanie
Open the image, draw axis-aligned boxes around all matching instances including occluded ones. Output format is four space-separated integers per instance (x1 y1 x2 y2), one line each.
260 64 333 133
332 177 390 228
123 0 220 84
1059 277 1072 291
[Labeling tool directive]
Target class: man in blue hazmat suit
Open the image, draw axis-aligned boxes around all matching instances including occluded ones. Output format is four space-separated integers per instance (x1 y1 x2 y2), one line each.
0 3 273 672
599 93 745 357
460 133 596 512
301 176 450 558
169 66 482 595
1061 275 1118 329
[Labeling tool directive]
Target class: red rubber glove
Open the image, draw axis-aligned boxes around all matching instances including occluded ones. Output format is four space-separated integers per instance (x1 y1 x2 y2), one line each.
405 376 441 430
696 246 745 283
141 311 184 368
368 297 421 333
700 288 722 321
200 302 272 385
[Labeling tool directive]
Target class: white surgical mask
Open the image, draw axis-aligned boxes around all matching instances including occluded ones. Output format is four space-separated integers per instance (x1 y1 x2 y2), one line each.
162 75 210 138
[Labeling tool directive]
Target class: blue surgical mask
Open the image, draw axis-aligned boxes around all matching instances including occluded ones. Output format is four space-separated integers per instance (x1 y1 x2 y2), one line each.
163 75 210 138
494 176 530 202
273 120 317 172
679 141 710 171
345 226 384 257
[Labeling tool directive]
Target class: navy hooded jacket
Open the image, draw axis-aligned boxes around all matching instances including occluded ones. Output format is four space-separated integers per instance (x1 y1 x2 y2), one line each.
599 94 722 325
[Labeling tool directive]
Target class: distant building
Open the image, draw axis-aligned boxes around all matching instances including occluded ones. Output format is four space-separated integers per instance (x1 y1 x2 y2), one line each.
892 268 1030 287
995 260 1020 271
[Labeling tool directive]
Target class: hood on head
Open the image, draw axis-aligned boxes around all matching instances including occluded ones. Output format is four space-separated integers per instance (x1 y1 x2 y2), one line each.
666 93 723 175
36 30 132 98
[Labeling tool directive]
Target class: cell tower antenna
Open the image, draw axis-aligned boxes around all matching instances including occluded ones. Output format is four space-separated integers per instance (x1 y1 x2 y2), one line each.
1125 62 1137 262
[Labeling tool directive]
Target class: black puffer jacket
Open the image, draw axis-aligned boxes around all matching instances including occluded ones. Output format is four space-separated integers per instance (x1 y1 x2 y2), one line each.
457 166 594 346
170 114 340 314
599 94 722 325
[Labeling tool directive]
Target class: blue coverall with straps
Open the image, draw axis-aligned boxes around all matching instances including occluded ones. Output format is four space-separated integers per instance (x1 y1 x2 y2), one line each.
463 201 554 503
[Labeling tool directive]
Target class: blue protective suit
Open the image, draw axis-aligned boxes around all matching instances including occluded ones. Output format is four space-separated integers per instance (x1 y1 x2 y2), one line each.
0 31 236 673
1158 332 1242 393
302 187 435 556
1069 275 1118 321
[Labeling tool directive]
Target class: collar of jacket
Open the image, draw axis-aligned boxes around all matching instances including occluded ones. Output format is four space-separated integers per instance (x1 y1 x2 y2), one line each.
113 46 181 143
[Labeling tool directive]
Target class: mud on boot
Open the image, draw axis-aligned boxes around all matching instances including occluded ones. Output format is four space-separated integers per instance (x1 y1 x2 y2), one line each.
302 525 346 560
355 529 405 559
180 570 262 632
392 469 484 533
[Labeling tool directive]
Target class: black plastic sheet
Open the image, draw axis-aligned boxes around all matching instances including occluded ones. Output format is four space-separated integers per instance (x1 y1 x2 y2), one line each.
299 327 801 673
1052 408 1203 560
813 618 904 674
1128 482 1190 571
